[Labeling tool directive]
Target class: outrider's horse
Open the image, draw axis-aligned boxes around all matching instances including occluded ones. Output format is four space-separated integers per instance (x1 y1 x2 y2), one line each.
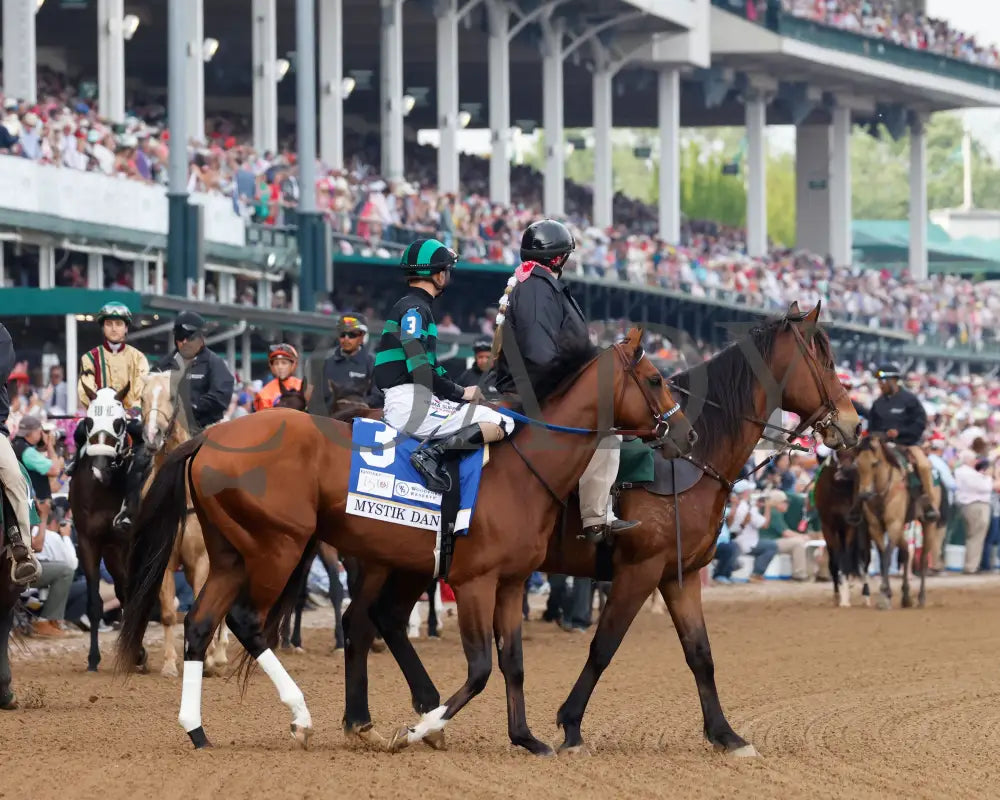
70 384 143 672
139 371 230 677
342 302 861 756
855 435 940 609
1 491 22 709
814 454 871 608
117 329 693 752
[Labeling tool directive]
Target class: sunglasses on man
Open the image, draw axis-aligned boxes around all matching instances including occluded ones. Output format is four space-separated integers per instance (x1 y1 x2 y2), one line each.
340 332 362 339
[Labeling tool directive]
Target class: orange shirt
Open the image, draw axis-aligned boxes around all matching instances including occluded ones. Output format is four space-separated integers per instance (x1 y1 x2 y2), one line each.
253 376 304 411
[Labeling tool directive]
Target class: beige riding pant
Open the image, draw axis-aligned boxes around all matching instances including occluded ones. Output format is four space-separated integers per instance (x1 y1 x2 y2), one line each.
0 436 31 535
579 435 622 529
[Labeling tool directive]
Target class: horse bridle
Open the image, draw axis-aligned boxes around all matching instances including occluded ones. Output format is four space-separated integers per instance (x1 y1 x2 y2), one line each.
611 342 681 441
786 321 841 442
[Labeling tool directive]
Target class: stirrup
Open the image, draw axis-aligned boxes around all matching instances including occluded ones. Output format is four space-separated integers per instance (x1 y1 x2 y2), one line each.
410 447 451 494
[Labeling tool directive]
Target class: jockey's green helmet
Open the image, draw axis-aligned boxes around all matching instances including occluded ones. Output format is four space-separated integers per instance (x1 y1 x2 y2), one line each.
96 302 133 326
401 238 458 278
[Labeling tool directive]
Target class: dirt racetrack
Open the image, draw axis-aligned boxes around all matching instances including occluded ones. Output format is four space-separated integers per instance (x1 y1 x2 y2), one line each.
3 577 1000 800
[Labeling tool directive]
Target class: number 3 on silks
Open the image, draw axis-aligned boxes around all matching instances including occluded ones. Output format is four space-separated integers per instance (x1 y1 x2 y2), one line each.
361 424 396 469
401 309 422 340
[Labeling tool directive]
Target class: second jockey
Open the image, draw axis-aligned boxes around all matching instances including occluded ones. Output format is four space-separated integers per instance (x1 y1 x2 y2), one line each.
254 343 304 410
66 303 149 530
375 238 514 492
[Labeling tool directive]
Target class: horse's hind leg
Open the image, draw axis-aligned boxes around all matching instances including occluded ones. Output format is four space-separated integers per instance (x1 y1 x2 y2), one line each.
661 574 756 756
898 531 913 609
290 578 307 652
494 578 552 756
342 563 391 749
556 558 664 755
1 603 16 709
78 536 104 672
326 558 345 650
159 564 180 678
179 561 243 749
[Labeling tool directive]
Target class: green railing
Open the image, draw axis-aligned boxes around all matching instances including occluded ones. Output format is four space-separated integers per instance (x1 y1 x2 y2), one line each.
712 0 1000 90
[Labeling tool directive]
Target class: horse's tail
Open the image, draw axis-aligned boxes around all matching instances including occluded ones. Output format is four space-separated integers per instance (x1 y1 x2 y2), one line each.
234 534 319 692
115 434 205 676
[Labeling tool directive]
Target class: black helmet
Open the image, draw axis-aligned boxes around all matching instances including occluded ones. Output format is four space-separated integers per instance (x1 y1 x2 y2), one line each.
174 310 206 341
875 362 902 380
520 219 575 266
472 338 492 354
400 238 458 278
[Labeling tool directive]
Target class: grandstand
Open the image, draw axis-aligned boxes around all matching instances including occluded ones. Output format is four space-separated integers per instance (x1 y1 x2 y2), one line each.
2 0 1000 403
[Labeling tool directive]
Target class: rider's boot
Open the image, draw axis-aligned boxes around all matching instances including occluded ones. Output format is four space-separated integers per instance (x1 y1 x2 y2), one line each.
6 523 41 585
918 494 940 522
580 518 641 545
65 420 89 476
410 425 485 494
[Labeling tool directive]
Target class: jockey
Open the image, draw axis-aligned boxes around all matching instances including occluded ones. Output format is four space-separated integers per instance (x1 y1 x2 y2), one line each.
322 314 381 410
457 338 496 392
155 311 235 431
374 238 513 492
491 219 639 544
867 361 938 521
0 322 41 584
66 303 148 476
254 343 304 411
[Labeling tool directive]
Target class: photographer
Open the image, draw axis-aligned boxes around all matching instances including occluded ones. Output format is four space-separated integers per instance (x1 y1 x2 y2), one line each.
729 481 778 582
27 506 76 638
759 490 811 582
12 416 64 536
954 450 1000 574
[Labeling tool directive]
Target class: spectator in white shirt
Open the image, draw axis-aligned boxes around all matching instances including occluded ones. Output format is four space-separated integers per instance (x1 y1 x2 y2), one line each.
29 515 75 638
954 451 1000 573
728 480 778 582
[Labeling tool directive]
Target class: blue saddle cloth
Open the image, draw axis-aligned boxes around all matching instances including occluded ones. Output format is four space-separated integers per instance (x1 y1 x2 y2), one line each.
347 418 484 534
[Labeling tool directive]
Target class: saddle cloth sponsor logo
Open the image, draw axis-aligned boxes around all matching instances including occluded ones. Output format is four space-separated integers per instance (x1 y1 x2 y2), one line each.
347 417 483 533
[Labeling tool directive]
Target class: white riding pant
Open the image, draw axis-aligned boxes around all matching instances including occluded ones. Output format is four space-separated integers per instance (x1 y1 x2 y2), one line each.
382 384 515 439
579 435 622 529
0 435 32 535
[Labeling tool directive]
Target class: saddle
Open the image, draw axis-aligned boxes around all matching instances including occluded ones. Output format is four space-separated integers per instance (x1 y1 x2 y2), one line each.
616 450 704 497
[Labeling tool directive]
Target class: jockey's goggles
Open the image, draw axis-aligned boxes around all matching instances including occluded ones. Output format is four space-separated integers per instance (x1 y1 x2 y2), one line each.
268 344 299 363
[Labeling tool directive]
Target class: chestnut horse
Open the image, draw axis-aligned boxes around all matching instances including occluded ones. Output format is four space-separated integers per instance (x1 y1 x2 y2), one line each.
139 371 230 678
340 303 860 756
117 329 694 752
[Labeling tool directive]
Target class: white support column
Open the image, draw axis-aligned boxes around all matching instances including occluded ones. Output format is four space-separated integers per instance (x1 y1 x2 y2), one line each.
435 0 460 194
829 105 852 268
487 0 510 205
909 115 928 282
65 314 79 415
252 0 279 154
592 65 614 230
86 253 103 289
657 67 680 244
795 125 829 257
541 18 565 218
380 0 405 182
185 0 206 143
2 0 37 103
97 0 126 123
745 92 768 258
319 0 344 169
241 328 252 384
154 253 165 294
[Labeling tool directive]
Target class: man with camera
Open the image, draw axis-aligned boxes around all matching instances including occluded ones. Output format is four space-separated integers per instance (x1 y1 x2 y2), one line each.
12 415 64 541
729 481 778 582
953 450 1000 574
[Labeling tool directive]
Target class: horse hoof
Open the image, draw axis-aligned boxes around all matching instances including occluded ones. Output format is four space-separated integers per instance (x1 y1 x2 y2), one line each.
370 640 387 654
558 743 591 757
86 665 98 673
290 724 313 750
294 646 306 655
877 596 891 610
901 598 913 609
730 744 760 758
422 729 447 751
345 722 388 751
388 726 413 753
161 663 179 679
0 692 17 711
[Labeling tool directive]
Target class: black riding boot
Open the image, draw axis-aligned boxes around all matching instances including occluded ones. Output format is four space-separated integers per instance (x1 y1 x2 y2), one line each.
6 523 41 585
410 425 484 494
113 435 151 535
64 420 89 476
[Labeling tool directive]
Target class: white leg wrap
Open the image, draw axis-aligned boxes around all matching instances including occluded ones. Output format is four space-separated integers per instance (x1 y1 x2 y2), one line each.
406 704 448 745
257 648 311 728
178 661 204 732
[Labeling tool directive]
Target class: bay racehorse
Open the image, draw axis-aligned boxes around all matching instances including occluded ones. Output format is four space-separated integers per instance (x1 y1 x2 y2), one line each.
139 371 230 677
70 384 145 672
855 435 940 609
340 303 860 756
814 455 871 608
116 329 693 751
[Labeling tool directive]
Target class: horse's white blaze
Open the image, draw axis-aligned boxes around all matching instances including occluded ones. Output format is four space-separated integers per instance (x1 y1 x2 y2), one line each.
406 705 448 745
178 660 204 732
146 383 163 446
257 648 311 729
86 387 127 457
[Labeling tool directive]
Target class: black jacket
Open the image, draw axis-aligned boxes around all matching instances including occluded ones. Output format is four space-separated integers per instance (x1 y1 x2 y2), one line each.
493 266 589 395
868 388 926 446
373 288 465 403
322 347 382 408
0 324 13 437
156 346 235 431
457 363 497 393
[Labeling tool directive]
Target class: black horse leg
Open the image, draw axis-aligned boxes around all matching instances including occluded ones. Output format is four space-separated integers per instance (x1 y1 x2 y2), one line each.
325 558 345 650
291 578 307 650
77 537 104 672
556 559 664 753
106 543 147 672
661 575 754 754
0 602 15 709
426 578 439 638
342 564 389 743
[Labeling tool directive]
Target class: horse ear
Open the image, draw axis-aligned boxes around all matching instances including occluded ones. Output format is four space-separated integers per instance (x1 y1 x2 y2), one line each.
787 301 801 318
83 384 97 402
115 382 130 403
624 327 644 351
805 301 821 323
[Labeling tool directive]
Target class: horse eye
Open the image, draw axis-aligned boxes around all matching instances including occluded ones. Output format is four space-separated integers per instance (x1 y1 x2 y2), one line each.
647 375 662 387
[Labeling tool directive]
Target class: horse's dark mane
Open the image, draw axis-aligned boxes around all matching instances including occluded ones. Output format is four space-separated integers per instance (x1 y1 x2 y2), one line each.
670 314 831 460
